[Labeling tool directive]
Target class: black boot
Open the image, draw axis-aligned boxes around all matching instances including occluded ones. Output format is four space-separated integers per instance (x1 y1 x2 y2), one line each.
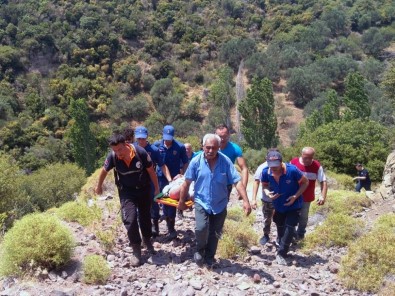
166 217 177 240
130 244 142 267
152 219 159 237
143 237 155 255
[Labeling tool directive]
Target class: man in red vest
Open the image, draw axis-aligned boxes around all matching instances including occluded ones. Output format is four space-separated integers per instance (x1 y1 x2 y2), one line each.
290 147 328 240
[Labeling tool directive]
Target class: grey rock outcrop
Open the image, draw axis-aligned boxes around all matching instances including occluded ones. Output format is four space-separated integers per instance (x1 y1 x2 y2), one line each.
376 151 395 201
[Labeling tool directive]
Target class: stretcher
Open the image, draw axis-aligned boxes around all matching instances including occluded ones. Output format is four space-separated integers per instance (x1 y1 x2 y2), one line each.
154 193 194 208
154 176 194 208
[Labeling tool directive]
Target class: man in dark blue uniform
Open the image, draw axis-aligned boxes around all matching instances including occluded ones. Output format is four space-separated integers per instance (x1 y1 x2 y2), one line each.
353 163 371 192
155 125 189 239
134 126 172 237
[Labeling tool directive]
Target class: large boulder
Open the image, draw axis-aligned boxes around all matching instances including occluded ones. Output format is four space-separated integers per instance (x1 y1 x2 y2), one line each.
375 151 395 201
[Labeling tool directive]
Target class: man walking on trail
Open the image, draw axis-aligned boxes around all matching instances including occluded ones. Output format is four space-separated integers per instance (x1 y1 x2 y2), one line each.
261 151 308 265
178 133 252 267
353 162 371 192
134 126 172 237
155 125 189 239
290 147 328 240
95 133 159 267
215 124 248 198
251 149 280 246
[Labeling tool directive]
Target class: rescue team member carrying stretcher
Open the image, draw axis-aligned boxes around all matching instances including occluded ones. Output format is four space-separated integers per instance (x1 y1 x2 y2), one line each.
95 133 159 267
177 133 251 267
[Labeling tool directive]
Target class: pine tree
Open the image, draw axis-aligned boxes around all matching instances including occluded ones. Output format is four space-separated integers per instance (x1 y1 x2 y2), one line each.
68 98 97 175
343 72 370 121
239 77 278 149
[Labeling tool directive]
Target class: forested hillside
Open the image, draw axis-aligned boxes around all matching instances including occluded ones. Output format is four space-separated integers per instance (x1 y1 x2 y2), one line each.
0 0 395 177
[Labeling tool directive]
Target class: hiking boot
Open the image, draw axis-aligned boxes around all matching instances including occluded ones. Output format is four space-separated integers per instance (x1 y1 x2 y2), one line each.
194 252 203 265
177 209 184 220
259 235 270 246
152 219 159 237
130 244 142 267
166 218 177 240
167 230 177 240
143 237 155 255
275 253 287 266
205 258 218 269
274 237 281 248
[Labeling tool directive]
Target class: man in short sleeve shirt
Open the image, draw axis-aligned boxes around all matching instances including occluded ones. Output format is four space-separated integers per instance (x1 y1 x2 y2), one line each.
261 151 308 265
95 133 159 267
290 147 327 240
178 133 251 267
155 125 189 239
134 126 172 237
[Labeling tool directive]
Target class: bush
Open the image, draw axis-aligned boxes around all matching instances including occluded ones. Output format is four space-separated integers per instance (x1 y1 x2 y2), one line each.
309 189 372 217
325 171 355 190
302 213 364 250
217 207 257 259
243 148 267 174
21 163 86 211
340 214 395 292
0 153 31 220
293 119 392 180
55 201 102 227
177 135 202 152
95 229 117 252
82 255 111 284
0 213 75 276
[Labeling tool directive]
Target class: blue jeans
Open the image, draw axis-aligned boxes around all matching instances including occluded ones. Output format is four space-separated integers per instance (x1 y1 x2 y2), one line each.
194 203 227 262
355 181 371 192
296 201 311 238
273 209 301 257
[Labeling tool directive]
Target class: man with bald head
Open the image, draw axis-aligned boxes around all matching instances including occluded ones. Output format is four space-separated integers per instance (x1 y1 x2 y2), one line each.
290 147 328 240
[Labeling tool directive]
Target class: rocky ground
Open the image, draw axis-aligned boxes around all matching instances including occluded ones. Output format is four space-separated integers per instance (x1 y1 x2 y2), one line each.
1 187 394 296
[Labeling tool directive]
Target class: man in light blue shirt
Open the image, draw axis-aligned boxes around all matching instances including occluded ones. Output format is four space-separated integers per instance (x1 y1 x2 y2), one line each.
178 134 251 267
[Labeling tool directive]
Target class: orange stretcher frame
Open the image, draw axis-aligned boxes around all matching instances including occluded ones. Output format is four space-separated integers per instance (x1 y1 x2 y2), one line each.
154 193 194 208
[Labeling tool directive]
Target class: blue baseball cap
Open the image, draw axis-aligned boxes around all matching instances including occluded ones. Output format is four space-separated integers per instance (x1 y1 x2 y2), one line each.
135 126 148 139
266 151 282 167
162 125 175 141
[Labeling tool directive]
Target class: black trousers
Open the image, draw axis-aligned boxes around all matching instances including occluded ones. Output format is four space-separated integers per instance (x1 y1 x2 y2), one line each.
273 209 301 257
119 187 152 245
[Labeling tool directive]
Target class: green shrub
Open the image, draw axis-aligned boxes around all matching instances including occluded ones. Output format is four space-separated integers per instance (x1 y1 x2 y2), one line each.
21 163 86 211
82 255 111 284
309 189 372 217
226 206 256 225
217 207 258 259
55 201 102 227
340 226 395 292
325 171 355 190
243 148 267 173
303 213 364 250
0 213 75 276
293 119 392 180
95 229 117 252
0 153 31 219
373 213 395 231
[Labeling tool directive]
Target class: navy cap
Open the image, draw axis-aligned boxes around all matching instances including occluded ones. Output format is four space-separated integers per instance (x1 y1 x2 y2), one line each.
162 125 175 141
135 126 148 139
266 151 282 167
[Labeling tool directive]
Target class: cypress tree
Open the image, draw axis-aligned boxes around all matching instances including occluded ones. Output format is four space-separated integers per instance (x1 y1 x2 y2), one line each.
343 72 370 121
239 77 278 149
69 98 96 175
